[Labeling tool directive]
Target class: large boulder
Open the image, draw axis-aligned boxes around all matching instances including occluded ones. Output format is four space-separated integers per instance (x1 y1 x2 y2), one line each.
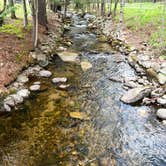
121 86 152 104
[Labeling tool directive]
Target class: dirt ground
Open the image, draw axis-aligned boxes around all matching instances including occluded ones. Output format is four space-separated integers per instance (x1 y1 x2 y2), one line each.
0 13 62 91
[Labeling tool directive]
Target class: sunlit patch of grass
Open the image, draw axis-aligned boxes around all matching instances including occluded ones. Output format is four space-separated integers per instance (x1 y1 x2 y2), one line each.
0 19 32 38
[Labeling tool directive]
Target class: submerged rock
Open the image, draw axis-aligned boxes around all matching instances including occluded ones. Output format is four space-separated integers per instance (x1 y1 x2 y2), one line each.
69 112 89 120
52 77 67 84
57 51 79 62
121 86 152 104
81 61 92 71
39 70 52 78
59 84 70 89
29 85 40 91
156 109 166 120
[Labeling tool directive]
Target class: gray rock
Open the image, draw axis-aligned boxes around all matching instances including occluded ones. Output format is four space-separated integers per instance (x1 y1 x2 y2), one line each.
10 94 24 105
157 95 166 105
156 109 166 120
4 96 15 107
29 85 40 91
33 81 41 85
121 86 152 104
159 67 166 75
59 84 70 89
17 89 30 98
39 70 52 78
4 104 11 112
151 88 165 98
158 73 166 85
52 77 67 84
57 51 79 62
17 75 29 83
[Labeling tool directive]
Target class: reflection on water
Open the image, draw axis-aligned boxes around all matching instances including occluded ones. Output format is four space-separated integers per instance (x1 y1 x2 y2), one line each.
0 14 166 166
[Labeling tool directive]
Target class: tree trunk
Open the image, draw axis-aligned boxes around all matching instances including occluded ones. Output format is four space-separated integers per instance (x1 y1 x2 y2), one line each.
22 0 28 27
101 0 105 16
0 0 7 15
38 0 47 27
31 0 38 48
9 0 16 19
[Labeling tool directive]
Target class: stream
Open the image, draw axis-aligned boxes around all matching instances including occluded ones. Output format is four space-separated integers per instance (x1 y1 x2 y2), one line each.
0 14 166 166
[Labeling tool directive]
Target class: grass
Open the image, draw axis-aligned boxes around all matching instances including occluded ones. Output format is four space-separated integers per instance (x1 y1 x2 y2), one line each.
123 2 163 30
0 2 32 38
114 2 166 51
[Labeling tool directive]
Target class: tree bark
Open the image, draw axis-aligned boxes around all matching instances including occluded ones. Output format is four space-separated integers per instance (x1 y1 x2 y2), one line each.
22 0 28 27
9 0 17 19
38 0 47 27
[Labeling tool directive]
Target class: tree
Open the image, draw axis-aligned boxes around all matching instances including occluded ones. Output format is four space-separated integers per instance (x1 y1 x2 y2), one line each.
38 0 47 27
22 0 28 27
8 0 17 19
0 0 7 15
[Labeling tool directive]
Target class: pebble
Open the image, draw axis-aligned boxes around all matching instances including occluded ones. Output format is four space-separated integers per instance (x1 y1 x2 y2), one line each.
29 85 41 91
59 84 70 89
52 77 67 84
39 70 52 77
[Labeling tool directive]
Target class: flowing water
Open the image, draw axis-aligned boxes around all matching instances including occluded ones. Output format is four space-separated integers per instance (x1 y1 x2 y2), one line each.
0 14 166 166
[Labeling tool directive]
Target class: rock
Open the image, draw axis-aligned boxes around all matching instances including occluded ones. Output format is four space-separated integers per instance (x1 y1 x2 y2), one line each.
59 84 70 89
158 73 166 85
124 81 138 88
10 94 24 105
57 51 79 62
81 61 92 71
17 75 29 83
151 88 165 98
146 68 158 80
69 112 89 120
3 104 11 112
162 120 166 125
157 95 166 105
39 70 52 78
52 77 67 84
17 89 30 98
156 109 166 120
121 86 152 104
4 96 15 107
29 85 40 91
33 81 41 85
159 67 166 75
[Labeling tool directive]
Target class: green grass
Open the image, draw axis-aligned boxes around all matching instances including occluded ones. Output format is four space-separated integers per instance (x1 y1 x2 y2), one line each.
0 20 31 38
114 2 166 50
123 2 164 30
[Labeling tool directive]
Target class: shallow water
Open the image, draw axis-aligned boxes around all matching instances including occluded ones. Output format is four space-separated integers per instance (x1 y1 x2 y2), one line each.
0 14 166 166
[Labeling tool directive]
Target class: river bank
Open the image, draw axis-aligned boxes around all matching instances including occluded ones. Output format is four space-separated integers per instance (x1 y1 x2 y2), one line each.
0 12 62 93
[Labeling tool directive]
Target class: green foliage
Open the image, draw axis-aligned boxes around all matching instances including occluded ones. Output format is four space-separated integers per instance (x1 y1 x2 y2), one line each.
0 21 24 38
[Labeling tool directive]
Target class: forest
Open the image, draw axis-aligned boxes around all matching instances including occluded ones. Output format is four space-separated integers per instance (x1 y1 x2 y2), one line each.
0 0 166 165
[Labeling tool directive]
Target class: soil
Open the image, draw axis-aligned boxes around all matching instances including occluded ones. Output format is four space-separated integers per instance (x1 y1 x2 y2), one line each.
0 13 61 91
